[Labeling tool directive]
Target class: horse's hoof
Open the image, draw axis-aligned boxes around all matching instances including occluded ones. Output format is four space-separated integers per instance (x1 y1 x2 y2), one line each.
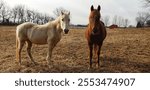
48 61 54 65
18 62 22 66
48 65 54 69
15 61 21 66
88 66 93 70
96 64 100 69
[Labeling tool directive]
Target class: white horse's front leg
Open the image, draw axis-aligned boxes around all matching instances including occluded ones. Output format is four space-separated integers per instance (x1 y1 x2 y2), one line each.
46 41 54 66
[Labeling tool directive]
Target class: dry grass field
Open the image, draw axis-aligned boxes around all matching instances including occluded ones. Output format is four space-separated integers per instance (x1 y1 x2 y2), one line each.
0 26 150 73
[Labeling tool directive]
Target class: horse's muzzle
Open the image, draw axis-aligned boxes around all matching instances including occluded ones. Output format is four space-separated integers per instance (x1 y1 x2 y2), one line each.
64 29 69 34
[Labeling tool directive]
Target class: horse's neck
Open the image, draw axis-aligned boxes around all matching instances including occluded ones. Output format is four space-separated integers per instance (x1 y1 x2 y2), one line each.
49 17 62 33
88 21 103 34
89 21 101 28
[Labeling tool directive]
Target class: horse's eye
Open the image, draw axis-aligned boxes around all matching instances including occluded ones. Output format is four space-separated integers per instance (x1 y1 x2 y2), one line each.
68 19 70 22
62 19 64 21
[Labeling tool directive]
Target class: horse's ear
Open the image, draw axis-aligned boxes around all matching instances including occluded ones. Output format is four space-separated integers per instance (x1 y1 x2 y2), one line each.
61 11 64 15
91 5 94 11
97 5 101 11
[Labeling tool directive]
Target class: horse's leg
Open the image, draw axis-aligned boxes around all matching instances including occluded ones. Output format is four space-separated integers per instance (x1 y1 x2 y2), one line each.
97 43 102 68
94 44 98 59
18 40 25 65
26 40 37 65
47 41 54 66
88 43 93 69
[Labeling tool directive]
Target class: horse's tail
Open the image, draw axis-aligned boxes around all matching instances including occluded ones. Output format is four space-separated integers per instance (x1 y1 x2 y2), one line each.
16 30 19 62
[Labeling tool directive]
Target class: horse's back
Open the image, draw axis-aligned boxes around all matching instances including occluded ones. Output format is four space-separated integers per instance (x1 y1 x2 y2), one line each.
16 22 36 34
16 22 36 40
16 22 49 44
17 22 36 30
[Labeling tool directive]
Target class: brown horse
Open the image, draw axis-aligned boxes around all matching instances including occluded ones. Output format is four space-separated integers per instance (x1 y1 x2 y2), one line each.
85 5 107 69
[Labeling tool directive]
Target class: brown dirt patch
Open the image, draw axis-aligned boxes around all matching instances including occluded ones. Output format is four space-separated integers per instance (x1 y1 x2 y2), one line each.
0 26 150 73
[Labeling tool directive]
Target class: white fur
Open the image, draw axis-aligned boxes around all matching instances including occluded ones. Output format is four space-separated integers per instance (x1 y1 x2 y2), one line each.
16 12 70 66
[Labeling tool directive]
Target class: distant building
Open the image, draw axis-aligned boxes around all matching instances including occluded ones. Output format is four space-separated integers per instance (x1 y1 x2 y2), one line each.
109 24 118 29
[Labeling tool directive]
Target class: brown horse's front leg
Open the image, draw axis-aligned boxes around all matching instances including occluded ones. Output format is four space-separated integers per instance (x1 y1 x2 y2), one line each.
97 44 102 68
89 43 93 69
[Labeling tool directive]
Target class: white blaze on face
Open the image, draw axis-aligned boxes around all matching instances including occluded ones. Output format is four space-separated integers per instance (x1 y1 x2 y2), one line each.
60 12 70 34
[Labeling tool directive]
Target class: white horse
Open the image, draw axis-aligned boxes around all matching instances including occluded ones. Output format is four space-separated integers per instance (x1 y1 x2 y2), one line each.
16 12 70 66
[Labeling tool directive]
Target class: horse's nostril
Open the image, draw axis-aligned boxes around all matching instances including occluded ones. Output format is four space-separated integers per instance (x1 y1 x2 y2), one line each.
64 29 69 34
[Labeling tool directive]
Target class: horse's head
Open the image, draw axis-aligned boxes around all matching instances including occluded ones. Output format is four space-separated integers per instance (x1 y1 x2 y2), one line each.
89 5 101 34
60 11 70 34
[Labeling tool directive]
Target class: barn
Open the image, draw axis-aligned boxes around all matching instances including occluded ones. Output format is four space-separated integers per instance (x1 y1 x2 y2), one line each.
109 24 118 29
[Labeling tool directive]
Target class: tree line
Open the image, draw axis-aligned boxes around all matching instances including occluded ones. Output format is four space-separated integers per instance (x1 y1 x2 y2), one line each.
0 0 150 27
0 0 59 25
0 0 131 27
102 15 130 28
101 0 150 28
136 0 150 28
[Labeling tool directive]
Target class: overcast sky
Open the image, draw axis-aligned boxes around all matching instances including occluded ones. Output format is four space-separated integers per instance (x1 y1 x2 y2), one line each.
3 0 146 26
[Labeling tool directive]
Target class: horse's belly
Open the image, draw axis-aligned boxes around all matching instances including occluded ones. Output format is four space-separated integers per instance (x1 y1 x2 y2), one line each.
28 31 48 44
30 36 48 44
90 35 104 44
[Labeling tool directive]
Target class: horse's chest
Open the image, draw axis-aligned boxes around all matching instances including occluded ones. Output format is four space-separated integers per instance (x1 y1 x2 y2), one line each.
90 34 103 43
53 35 61 43
49 31 61 44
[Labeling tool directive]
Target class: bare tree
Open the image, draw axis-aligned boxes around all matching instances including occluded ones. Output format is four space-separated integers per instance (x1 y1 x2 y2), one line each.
26 10 42 24
0 0 5 23
0 0 57 25
25 8 32 22
30 10 43 23
53 7 69 17
44 14 54 23
16 5 25 23
136 12 150 26
0 2 11 23
112 15 118 25
144 0 150 7
12 6 18 23
35 12 41 24
38 13 44 24
4 6 11 23
103 15 110 27
117 16 124 27
30 10 37 23
123 19 130 28
0 0 4 9
146 19 150 26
